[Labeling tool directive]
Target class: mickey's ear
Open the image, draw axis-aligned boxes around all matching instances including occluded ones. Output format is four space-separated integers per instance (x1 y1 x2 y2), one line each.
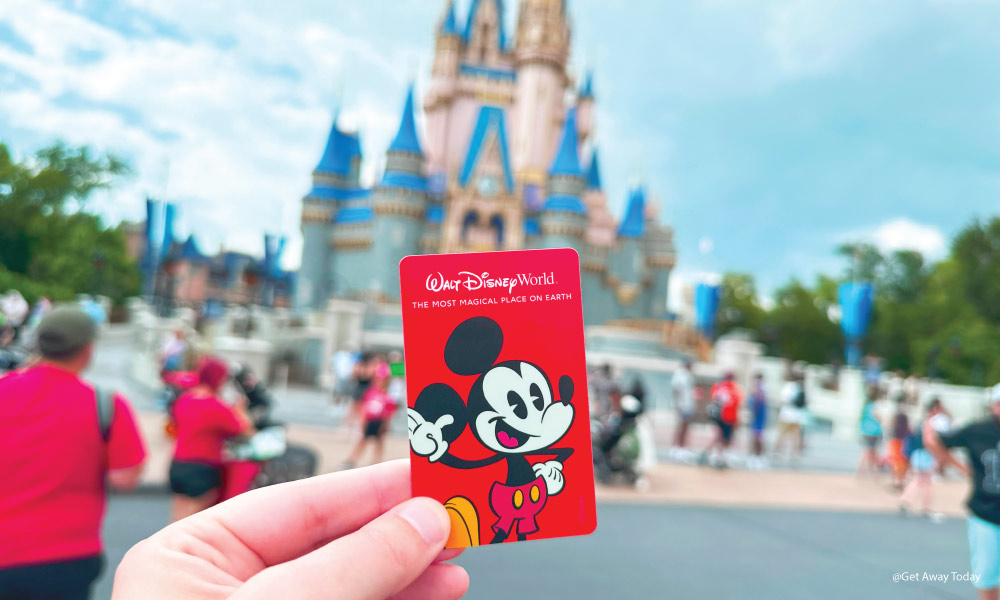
414 383 468 443
444 317 503 376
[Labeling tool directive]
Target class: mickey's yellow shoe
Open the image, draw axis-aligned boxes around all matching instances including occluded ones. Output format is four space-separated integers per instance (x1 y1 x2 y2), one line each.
444 496 480 548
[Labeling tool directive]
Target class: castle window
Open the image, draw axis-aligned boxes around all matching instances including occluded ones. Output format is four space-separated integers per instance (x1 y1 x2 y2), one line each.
461 210 480 242
489 215 504 246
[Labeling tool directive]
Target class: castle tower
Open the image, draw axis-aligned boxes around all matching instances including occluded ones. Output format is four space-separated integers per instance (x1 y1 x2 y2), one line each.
511 0 571 184
539 107 587 251
579 148 616 324
582 149 616 247
642 197 676 319
607 187 648 319
369 86 428 299
299 116 363 309
464 0 508 66
424 0 516 182
425 1 462 174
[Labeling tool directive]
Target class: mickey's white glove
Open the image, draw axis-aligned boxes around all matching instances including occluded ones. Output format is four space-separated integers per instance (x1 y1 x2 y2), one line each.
407 409 453 463
532 460 565 496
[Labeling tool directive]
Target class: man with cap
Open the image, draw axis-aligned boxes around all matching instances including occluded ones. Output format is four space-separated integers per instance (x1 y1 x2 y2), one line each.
0 307 147 600
926 384 1000 600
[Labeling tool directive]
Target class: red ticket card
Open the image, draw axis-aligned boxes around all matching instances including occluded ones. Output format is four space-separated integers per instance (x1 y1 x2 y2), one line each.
400 248 597 548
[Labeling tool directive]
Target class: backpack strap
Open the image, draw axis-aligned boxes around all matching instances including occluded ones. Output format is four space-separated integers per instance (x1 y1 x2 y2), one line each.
95 387 116 442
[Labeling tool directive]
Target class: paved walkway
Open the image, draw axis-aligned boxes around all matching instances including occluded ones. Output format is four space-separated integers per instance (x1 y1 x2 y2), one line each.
133 411 971 518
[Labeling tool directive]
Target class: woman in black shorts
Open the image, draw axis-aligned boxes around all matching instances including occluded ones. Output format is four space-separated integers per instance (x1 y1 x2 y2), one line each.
169 357 251 521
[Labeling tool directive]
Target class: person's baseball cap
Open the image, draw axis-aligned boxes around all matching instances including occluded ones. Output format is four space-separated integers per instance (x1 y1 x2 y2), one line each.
36 307 97 359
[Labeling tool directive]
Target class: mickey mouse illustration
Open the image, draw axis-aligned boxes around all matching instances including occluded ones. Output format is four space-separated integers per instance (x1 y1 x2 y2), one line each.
408 316 576 544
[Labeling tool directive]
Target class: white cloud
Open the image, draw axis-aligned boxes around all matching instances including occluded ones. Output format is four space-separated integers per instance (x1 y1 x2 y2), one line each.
869 218 947 257
839 218 948 258
0 0 420 269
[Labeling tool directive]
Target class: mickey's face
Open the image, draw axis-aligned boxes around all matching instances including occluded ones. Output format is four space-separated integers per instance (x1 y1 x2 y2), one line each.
470 360 574 454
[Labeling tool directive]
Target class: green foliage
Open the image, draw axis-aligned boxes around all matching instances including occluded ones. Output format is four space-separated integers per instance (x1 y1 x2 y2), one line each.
716 273 766 337
952 218 1000 327
762 278 842 364
720 217 1000 386
0 142 139 303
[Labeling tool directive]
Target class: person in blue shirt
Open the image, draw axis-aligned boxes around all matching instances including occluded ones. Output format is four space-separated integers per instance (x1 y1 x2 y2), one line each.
749 374 768 463
856 392 883 478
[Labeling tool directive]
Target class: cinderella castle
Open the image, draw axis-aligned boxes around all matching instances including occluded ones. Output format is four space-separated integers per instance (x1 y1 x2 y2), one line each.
298 0 676 326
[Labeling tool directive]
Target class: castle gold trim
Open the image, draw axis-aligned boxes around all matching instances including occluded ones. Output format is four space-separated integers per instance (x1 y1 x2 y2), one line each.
330 237 372 250
647 255 676 268
302 206 333 224
373 201 424 218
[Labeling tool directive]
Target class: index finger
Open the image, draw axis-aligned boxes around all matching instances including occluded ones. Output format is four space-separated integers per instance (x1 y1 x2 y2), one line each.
186 459 413 568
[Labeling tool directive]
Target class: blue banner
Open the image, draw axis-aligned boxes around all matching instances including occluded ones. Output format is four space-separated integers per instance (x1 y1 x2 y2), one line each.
694 283 721 339
143 198 159 295
263 234 286 279
838 282 874 366
160 203 176 265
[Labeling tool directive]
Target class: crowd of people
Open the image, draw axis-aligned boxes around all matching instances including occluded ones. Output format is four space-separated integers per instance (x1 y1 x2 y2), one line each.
665 362 813 470
1 298 998 600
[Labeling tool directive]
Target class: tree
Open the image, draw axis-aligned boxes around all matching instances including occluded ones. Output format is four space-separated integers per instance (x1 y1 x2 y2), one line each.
836 242 883 283
715 273 766 337
763 278 843 364
952 217 1000 327
0 142 138 303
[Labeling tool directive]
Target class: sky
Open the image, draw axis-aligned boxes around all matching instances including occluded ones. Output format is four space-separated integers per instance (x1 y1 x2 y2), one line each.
0 0 997 308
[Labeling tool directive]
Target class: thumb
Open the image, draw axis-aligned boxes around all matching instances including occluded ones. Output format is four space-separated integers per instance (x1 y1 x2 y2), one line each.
235 497 451 600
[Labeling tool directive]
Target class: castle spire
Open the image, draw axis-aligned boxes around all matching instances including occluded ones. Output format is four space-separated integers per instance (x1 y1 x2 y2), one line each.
579 70 594 100
586 149 602 190
462 0 507 52
439 0 460 36
315 117 362 178
388 85 423 155
619 186 646 238
549 107 582 177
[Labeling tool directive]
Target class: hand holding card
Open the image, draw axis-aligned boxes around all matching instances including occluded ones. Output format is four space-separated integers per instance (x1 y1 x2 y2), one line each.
400 248 598 549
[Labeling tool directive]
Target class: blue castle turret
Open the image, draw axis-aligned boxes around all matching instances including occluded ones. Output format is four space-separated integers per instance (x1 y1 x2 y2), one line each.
325 87 428 302
579 149 614 324
539 107 587 251
299 115 366 308
607 187 648 319
368 86 428 299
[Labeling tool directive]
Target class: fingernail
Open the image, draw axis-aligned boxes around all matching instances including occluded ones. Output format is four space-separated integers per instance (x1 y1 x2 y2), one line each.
397 499 448 545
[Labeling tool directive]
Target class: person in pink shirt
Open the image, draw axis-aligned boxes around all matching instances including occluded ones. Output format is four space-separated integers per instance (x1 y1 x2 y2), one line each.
342 355 397 469
169 356 252 522
0 307 147 600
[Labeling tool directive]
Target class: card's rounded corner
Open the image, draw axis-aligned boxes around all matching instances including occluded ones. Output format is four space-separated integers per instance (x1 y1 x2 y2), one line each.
398 254 418 271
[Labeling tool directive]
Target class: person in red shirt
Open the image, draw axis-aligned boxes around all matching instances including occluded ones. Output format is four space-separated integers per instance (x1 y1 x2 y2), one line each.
0 307 147 600
169 356 252 522
702 371 743 468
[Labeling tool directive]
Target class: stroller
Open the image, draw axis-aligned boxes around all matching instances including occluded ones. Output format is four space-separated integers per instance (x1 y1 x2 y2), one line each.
230 366 319 490
593 395 646 487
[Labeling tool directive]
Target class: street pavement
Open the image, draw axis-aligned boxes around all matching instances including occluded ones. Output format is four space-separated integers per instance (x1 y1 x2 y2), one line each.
97 494 975 600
